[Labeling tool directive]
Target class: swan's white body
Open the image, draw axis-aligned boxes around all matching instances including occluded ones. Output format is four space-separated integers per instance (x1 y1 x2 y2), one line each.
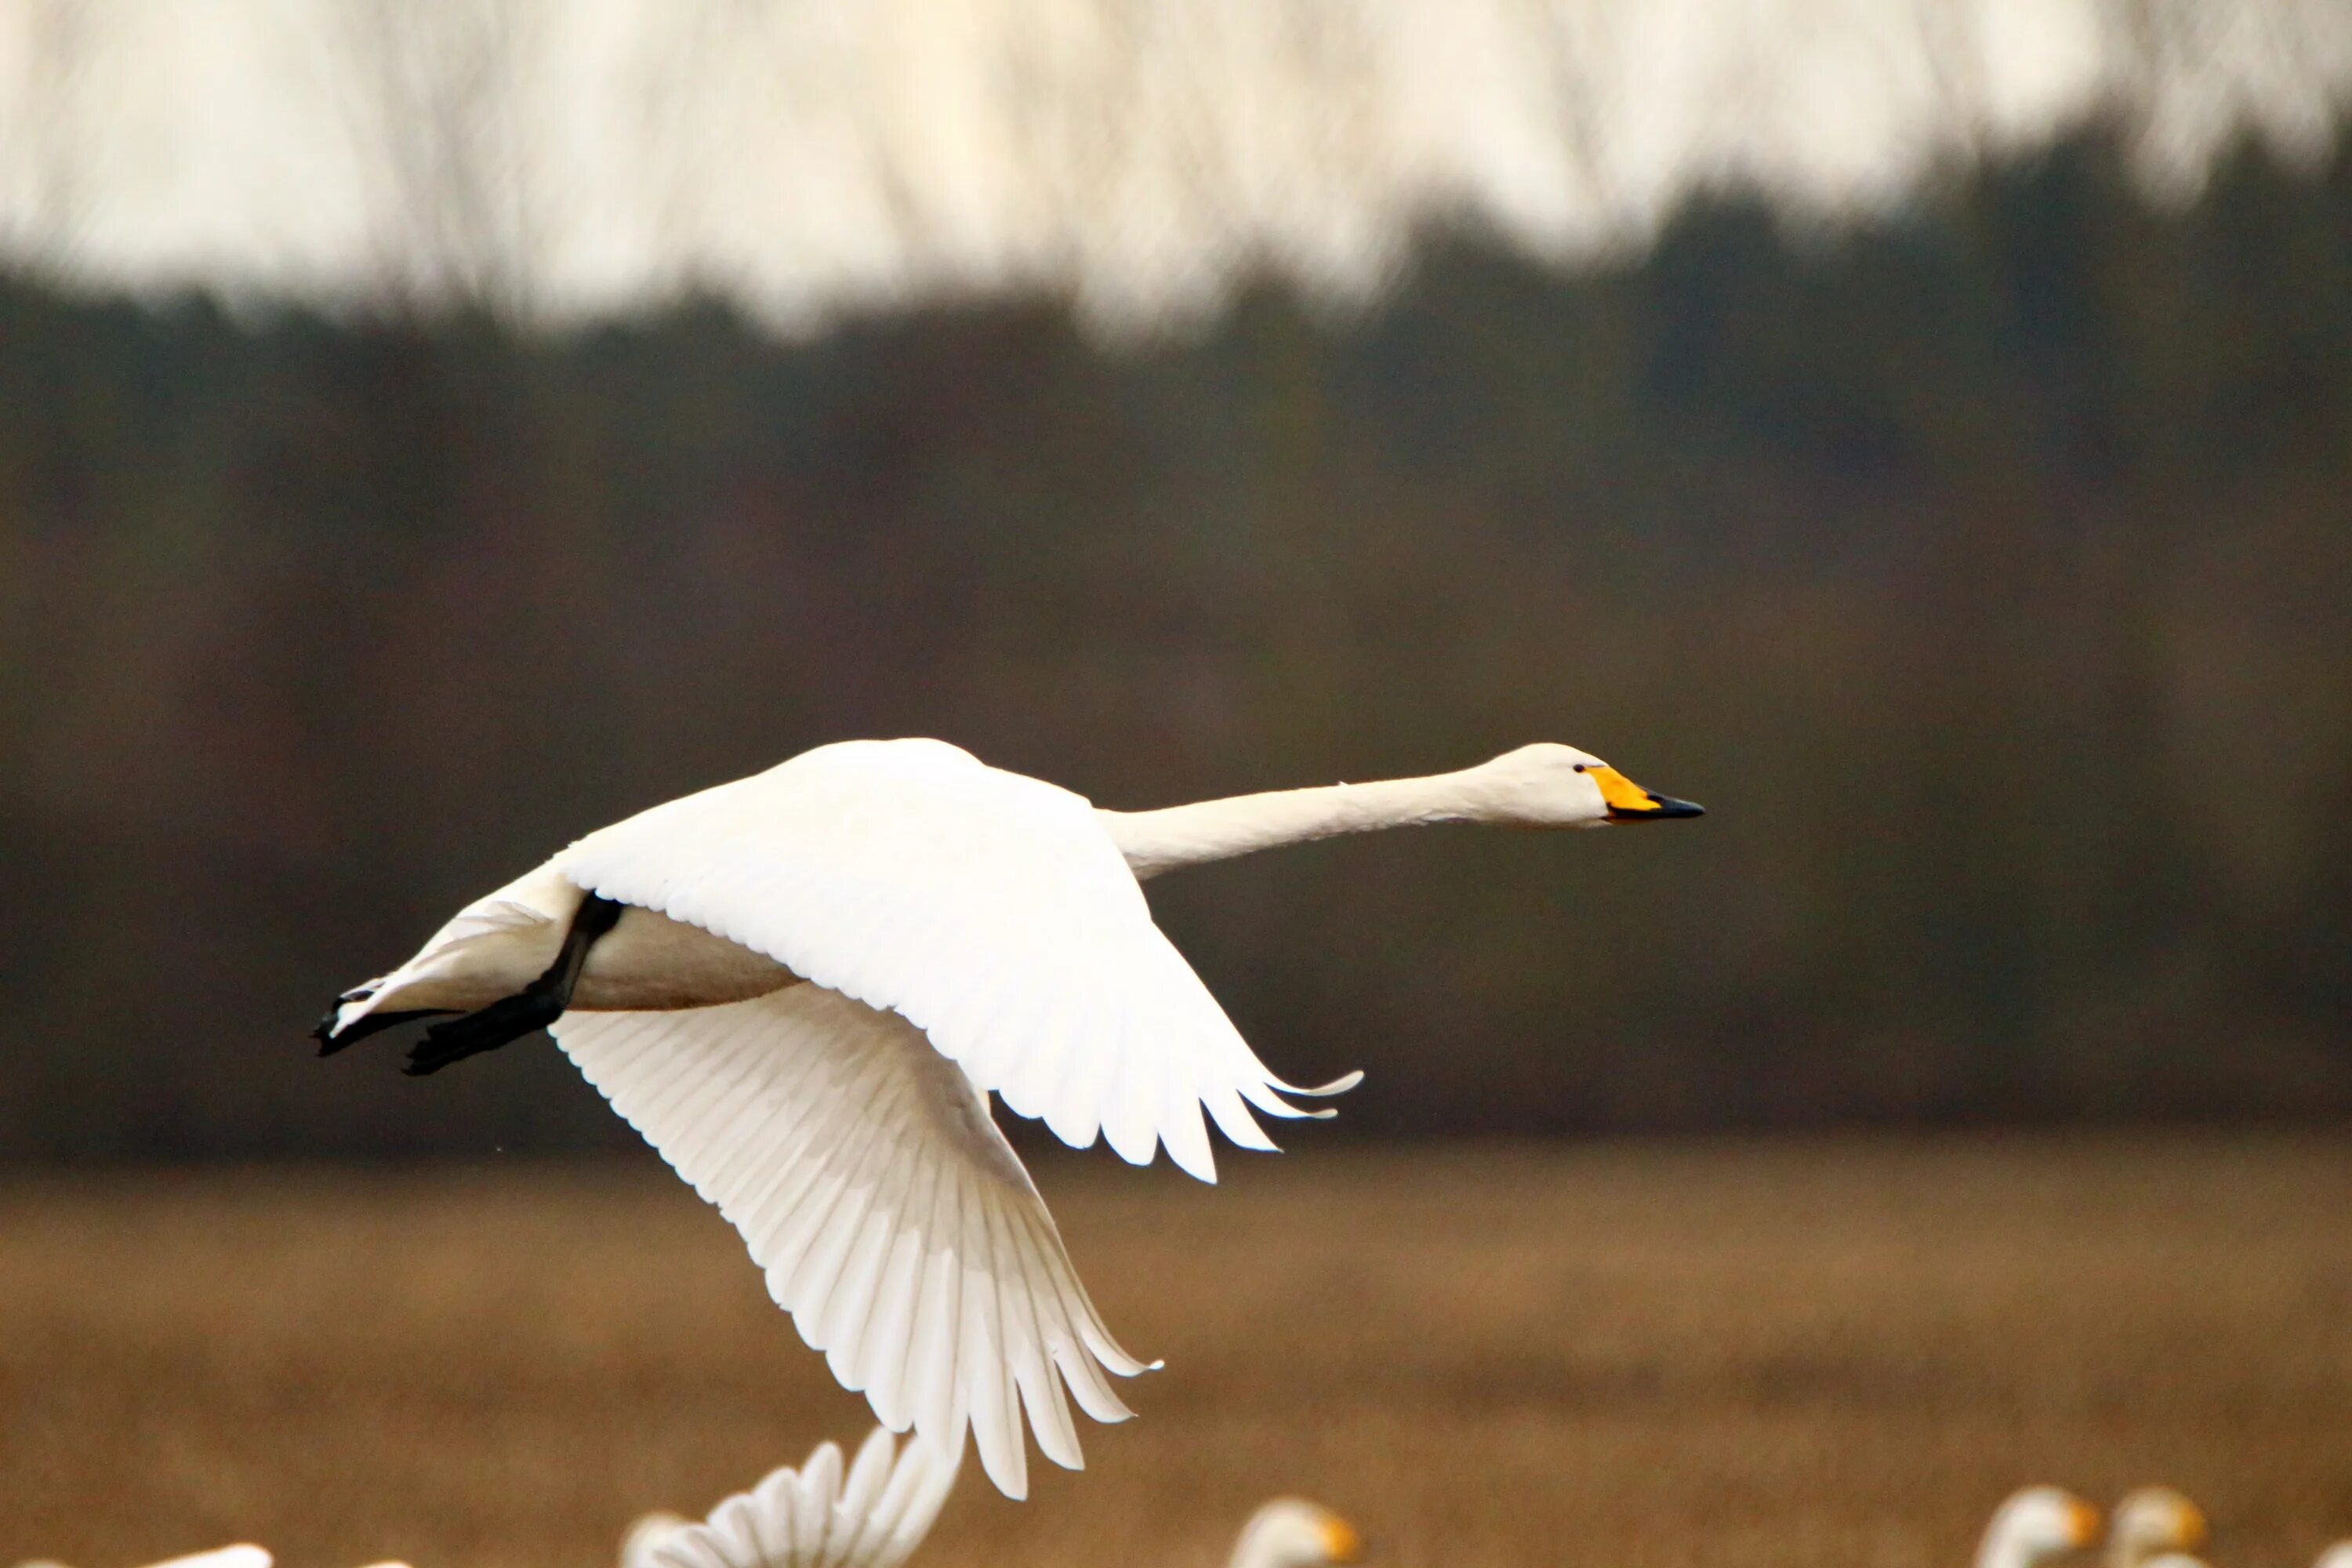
2108 1489 2209 1568
322 738 1698 1497
1978 1487 2103 1568
621 1428 1359 1568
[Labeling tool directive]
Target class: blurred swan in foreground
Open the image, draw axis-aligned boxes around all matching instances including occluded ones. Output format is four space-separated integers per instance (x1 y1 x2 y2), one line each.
1978 1487 2103 1568
2110 1489 2209 1568
12 1550 403 1568
2314 1543 2352 1568
317 738 1701 1495
622 1428 956 1568
622 1428 1361 1568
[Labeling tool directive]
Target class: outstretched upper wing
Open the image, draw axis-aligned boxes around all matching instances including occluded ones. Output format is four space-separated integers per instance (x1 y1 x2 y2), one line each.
556 739 1354 1182
621 1427 959 1568
551 982 1150 1499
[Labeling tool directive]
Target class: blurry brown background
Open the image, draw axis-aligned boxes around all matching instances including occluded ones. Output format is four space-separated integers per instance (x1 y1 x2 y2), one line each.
10 1141 2352 1566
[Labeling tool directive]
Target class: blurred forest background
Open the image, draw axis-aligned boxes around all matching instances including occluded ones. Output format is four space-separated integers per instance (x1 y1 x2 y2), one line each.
2 5 2350 1160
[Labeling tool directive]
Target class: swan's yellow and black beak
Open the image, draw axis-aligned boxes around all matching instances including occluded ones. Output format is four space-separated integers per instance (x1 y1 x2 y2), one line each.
1591 765 1705 822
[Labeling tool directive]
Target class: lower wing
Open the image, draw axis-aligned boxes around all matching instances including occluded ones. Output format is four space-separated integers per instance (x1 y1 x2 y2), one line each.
550 984 1153 1499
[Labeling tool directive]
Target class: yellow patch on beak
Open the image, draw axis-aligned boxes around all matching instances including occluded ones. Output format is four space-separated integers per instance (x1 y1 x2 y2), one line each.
2067 1500 2103 1548
1319 1515 1363 1563
2173 1503 2208 1551
1589 766 1705 822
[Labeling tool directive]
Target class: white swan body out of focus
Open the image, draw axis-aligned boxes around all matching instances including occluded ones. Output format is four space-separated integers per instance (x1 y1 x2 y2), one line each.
317 739 1701 1497
621 1428 1361 1568
2109 1489 2209 1568
13 1550 404 1568
1978 1487 2104 1568
2314 1543 2352 1568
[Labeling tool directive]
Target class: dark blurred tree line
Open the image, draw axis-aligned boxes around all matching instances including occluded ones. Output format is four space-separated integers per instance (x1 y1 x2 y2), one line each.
2 129 2348 1160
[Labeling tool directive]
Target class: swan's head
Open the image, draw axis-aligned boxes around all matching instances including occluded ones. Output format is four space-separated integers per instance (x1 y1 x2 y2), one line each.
1468 742 1704 829
2111 1489 2207 1563
1981 1486 2103 1568
1230 1499 1363 1568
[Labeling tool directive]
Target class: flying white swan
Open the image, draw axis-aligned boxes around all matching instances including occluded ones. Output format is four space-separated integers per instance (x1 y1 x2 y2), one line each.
619 1428 1361 1568
2108 1489 2209 1568
1977 1487 2103 1568
316 738 1701 1496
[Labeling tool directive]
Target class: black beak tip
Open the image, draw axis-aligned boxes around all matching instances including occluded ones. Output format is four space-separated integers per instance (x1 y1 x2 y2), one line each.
1610 793 1706 822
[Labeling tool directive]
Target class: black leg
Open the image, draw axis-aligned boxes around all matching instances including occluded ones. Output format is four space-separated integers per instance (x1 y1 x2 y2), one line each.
404 894 625 1077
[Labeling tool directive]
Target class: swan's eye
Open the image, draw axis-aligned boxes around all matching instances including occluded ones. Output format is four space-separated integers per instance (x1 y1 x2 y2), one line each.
1573 764 1587 772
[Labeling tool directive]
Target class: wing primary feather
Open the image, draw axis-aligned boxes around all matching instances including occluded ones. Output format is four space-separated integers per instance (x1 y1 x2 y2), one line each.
858 1142 941 1432
705 1494 764 1561
1201 1080 1279 1152
953 1168 1025 1498
789 1438 841 1566
746 1463 800 1565
906 1141 970 1464
826 1426 896 1568
982 1190 1082 1470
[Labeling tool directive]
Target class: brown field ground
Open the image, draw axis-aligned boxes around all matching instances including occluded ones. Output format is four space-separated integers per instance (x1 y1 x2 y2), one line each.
5 1137 2351 1568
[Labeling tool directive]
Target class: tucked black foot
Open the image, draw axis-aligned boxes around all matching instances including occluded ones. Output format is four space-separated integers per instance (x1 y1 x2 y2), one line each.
405 990 565 1076
314 1006 456 1056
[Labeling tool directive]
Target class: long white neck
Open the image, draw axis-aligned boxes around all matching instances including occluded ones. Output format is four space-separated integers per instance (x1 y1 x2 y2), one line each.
1098 767 1498 881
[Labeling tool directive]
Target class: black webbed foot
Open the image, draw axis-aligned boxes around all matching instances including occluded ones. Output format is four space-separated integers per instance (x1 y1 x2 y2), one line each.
314 1006 457 1056
404 991 565 1076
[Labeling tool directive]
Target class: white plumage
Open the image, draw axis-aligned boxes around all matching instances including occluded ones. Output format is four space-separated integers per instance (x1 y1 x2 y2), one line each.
620 1428 1361 1568
2109 1489 2209 1568
620 1428 957 1568
1976 1487 2103 1568
556 985 1149 1494
321 737 1700 1497
556 739 1348 1179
